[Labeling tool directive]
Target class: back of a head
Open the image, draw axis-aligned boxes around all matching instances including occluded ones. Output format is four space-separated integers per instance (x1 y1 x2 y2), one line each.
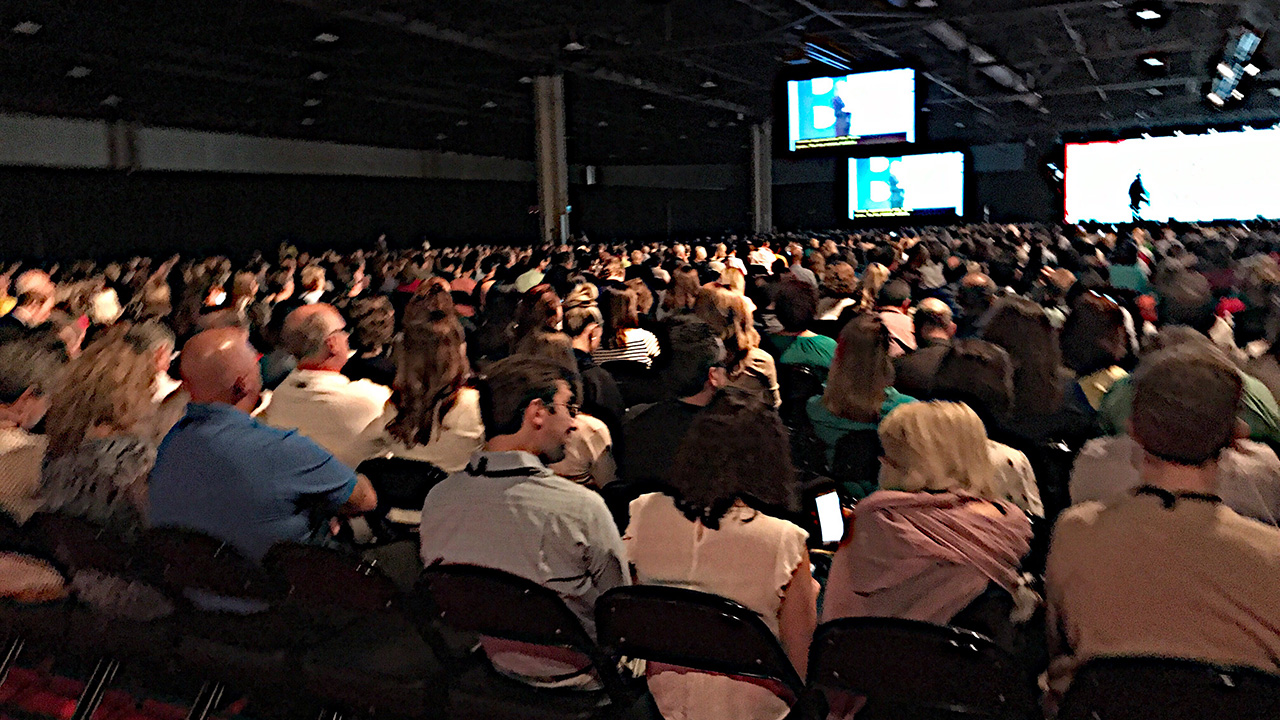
982 297 1063 415
350 295 395 352
477 353 580 440
180 327 261 406
774 277 818 333
825 313 893 423
913 297 953 337
46 324 158 458
1131 344 1242 466
281 303 343 360
600 286 638 348
667 389 796 529
822 261 858 296
878 401 996 499
931 339 1014 424
1156 270 1216 334
876 279 911 308
664 319 726 398
1060 291 1127 375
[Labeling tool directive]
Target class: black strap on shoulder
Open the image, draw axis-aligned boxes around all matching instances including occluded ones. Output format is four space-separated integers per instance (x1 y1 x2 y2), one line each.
1135 485 1222 509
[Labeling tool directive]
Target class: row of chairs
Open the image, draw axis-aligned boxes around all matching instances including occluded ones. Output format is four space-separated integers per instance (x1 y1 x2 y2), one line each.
4 512 1278 720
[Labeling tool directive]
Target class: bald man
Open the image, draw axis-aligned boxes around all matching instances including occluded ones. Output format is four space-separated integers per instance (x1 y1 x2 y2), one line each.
260 304 390 468
893 297 957 400
149 327 376 563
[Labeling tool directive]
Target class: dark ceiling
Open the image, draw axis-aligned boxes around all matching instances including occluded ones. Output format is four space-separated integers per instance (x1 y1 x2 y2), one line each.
1 0 1277 165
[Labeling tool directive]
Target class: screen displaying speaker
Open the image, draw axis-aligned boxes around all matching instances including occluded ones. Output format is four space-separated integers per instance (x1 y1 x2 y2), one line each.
785 68 916 152
847 151 965 220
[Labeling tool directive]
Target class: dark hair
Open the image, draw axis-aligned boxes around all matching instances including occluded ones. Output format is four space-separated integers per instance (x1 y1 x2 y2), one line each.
387 285 468 447
477 354 580 439
1156 271 1216 334
667 390 797 529
774 277 818 333
511 284 562 350
982 297 1064 416
600 286 640 349
931 339 1015 426
664 319 726 398
1060 291 1127 376
349 296 395 352
868 245 898 267
876 279 911 308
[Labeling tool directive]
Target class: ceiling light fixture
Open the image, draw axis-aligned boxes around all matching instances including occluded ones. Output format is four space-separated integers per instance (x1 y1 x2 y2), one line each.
435 133 447 141
1245 63 1260 77
12 21 41 35
1146 87 1163 95
308 70 328 81
1218 62 1236 79
563 41 586 52
66 66 91 78
314 32 339 43
304 98 321 107
597 120 608 127
518 76 533 84
301 118 315 125
1269 87 1280 97
1142 57 1165 67
1136 9 1161 20
701 79 718 89
482 100 498 109
1207 91 1225 106
456 119 468 126
641 103 655 110
100 95 121 107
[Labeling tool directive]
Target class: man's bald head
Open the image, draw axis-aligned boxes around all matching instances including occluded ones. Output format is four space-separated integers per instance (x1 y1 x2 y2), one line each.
281 303 349 370
181 327 262 411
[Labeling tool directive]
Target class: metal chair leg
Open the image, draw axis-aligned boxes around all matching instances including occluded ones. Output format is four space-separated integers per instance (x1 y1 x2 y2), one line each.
69 658 119 720
184 681 225 720
0 636 23 686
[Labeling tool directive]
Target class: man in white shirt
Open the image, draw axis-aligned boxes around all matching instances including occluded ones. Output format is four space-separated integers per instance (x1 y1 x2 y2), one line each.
262 304 390 468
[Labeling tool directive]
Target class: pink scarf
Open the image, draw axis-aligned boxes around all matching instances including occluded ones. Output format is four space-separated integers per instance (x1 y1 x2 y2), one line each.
823 490 1032 625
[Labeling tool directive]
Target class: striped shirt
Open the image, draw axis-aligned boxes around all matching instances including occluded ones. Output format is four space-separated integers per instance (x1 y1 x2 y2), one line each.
591 328 661 369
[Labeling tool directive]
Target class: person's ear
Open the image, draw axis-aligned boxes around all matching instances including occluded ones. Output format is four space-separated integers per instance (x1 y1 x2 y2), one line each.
526 398 547 430
231 376 250 402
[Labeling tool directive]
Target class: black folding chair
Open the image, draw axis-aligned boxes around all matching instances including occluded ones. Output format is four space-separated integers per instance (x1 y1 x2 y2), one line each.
777 363 826 430
830 429 884 501
264 543 447 719
417 564 634 720
595 585 814 718
356 456 449 544
143 527 296 720
1058 656 1280 720
807 617 1037 720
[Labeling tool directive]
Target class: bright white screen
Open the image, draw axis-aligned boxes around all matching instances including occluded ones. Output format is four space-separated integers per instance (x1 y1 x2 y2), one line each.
847 152 965 220
815 491 844 544
1065 128 1280 223
786 68 916 151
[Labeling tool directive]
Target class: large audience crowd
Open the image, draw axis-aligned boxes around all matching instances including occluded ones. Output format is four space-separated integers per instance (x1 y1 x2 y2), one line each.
3 221 1280 718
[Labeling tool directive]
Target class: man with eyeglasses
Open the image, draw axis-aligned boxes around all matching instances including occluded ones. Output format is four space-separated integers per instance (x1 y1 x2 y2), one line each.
261 303 391 468
419 354 627 689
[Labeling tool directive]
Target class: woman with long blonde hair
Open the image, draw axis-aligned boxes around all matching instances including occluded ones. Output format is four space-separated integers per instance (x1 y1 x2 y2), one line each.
823 401 1032 631
855 262 890 312
41 323 161 535
694 286 780 407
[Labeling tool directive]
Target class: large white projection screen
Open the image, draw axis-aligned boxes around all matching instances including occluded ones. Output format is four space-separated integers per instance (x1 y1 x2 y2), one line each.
1065 128 1280 224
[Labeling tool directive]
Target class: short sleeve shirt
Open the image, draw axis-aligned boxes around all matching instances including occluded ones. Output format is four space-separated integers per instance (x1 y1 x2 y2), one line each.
150 403 358 561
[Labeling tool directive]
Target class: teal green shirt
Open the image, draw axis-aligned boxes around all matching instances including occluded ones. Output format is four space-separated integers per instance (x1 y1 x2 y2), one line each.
774 334 837 369
807 388 917 498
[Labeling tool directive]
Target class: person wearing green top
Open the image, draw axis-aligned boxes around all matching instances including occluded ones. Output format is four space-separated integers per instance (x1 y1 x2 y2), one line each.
1097 327 1280 448
806 314 918 499
768 277 838 369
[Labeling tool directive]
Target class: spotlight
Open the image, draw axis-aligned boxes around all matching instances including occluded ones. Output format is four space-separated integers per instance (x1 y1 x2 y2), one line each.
1142 57 1165 67
1136 9 1161 20
1207 92 1225 106
1218 62 1236 79
1245 63 1260 77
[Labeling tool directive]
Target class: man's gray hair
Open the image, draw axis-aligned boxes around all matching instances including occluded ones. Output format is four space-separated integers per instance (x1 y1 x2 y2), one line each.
282 308 340 360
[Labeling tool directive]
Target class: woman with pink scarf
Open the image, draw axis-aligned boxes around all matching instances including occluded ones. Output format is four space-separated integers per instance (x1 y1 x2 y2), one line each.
823 401 1033 626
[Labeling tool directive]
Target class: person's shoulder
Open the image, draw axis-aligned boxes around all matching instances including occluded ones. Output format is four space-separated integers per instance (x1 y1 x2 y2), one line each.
1214 506 1280 556
1054 500 1107 536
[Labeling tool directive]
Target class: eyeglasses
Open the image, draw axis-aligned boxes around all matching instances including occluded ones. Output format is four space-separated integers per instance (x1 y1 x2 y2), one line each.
546 400 580 418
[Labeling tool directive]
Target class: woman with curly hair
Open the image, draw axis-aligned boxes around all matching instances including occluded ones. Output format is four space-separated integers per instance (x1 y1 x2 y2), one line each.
622 392 814 717
624 391 816 720
694 286 780 407
354 283 483 472
40 323 163 535
815 260 860 320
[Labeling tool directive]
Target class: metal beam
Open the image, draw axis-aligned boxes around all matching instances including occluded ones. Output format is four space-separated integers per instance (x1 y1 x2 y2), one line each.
276 0 754 116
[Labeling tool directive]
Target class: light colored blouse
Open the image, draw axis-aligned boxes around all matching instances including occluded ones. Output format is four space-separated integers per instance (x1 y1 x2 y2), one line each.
625 493 809 720
592 328 661 369
353 387 485 473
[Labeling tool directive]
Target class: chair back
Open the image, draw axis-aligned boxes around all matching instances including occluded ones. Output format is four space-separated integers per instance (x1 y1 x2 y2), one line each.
143 527 285 604
778 363 826 429
23 512 137 579
808 617 1036 719
830 429 883 497
1058 656 1280 720
596 585 805 703
417 564 630 702
358 457 449 511
263 542 401 614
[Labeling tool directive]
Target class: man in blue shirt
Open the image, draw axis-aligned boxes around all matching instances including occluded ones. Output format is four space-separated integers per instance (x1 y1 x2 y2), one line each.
150 327 377 562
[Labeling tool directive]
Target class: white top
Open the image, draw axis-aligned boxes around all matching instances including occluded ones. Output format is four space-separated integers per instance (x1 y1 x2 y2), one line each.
351 387 485 473
591 327 661 369
988 440 1043 518
549 412 615 488
260 369 392 469
1071 434 1280 527
625 493 808 720
0 427 46 523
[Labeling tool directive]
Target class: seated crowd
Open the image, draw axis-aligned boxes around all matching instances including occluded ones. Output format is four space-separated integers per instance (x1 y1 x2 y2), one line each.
3 223 1280 718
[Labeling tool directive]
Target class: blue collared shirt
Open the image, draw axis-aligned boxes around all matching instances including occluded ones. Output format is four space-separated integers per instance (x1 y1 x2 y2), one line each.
150 402 358 562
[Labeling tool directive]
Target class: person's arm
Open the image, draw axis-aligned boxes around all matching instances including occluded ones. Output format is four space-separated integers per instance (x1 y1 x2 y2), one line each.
778 547 819 677
339 474 377 515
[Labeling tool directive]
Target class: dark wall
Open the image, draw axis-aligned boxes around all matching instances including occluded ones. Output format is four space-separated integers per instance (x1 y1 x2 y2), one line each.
573 183 751 240
0 168 540 260
774 182 840 231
